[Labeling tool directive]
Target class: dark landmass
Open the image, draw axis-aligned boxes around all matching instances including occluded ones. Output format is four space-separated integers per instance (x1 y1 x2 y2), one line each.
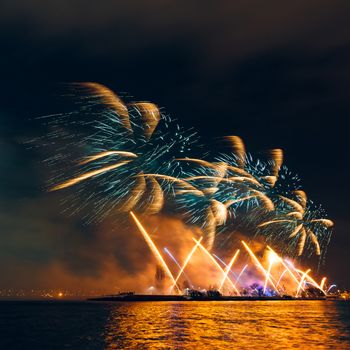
88 294 327 302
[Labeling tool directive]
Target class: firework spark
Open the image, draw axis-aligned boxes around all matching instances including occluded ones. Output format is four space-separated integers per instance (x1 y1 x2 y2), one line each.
259 191 334 255
44 83 197 222
263 251 277 294
130 211 181 294
171 237 203 291
193 238 240 295
164 248 193 288
218 249 240 292
43 83 334 258
241 241 278 292
296 269 311 297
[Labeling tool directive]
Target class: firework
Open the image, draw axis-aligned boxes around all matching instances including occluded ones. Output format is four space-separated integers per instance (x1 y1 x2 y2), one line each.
173 155 273 250
296 269 311 297
241 241 278 292
170 237 203 291
193 238 241 295
263 251 277 294
173 158 235 250
43 83 197 222
276 269 288 288
171 139 298 251
164 248 193 286
43 83 334 258
258 191 334 256
215 150 295 213
128 215 329 297
235 264 248 287
130 211 181 294
320 277 327 291
267 246 301 287
218 249 240 291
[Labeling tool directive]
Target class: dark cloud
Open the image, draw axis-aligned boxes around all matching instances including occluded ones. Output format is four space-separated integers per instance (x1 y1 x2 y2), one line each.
2 1 349 55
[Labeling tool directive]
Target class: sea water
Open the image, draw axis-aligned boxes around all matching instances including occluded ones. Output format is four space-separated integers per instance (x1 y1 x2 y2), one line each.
1 300 349 349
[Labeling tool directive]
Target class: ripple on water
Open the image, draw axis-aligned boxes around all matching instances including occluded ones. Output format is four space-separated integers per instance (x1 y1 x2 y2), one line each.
99 300 350 349
0 300 350 349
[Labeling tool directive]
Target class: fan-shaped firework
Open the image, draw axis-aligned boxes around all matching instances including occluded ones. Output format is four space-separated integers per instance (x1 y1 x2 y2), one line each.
258 190 334 256
176 144 331 257
212 147 332 257
40 82 198 222
217 136 288 209
171 158 238 249
41 83 334 257
170 138 290 250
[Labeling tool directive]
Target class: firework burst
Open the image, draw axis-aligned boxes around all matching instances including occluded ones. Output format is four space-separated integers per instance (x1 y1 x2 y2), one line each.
41 83 334 258
258 190 334 256
40 83 197 222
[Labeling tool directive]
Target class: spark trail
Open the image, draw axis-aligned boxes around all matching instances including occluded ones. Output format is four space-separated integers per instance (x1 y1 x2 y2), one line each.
130 211 181 294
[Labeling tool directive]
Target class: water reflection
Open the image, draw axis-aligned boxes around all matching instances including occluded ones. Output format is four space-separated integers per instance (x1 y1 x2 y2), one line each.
104 301 350 349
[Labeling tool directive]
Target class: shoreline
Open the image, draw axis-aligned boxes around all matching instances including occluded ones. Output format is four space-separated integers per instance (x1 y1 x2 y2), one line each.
87 294 327 302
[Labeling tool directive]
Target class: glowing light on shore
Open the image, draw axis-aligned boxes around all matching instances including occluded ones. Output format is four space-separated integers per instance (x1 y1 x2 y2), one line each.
130 211 181 294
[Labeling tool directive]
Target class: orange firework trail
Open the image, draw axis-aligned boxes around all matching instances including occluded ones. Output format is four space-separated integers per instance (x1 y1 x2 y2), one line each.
193 238 240 295
294 268 326 295
225 195 260 208
219 249 240 292
276 269 288 289
49 161 132 191
235 264 248 287
140 174 204 196
263 251 277 294
170 237 203 291
267 246 301 288
79 82 131 131
320 277 327 291
79 150 138 165
127 213 329 296
176 158 219 170
296 269 311 297
129 211 181 294
241 241 278 293
130 211 330 297
224 135 246 167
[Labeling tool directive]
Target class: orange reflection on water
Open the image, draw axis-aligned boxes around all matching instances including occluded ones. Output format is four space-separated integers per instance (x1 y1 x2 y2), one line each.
103 301 350 349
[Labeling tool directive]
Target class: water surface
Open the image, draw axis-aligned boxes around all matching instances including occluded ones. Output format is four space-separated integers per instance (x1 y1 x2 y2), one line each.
1 300 349 349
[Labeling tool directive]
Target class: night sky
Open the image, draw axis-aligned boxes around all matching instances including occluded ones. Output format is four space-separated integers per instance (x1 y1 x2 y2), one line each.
1 1 350 290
